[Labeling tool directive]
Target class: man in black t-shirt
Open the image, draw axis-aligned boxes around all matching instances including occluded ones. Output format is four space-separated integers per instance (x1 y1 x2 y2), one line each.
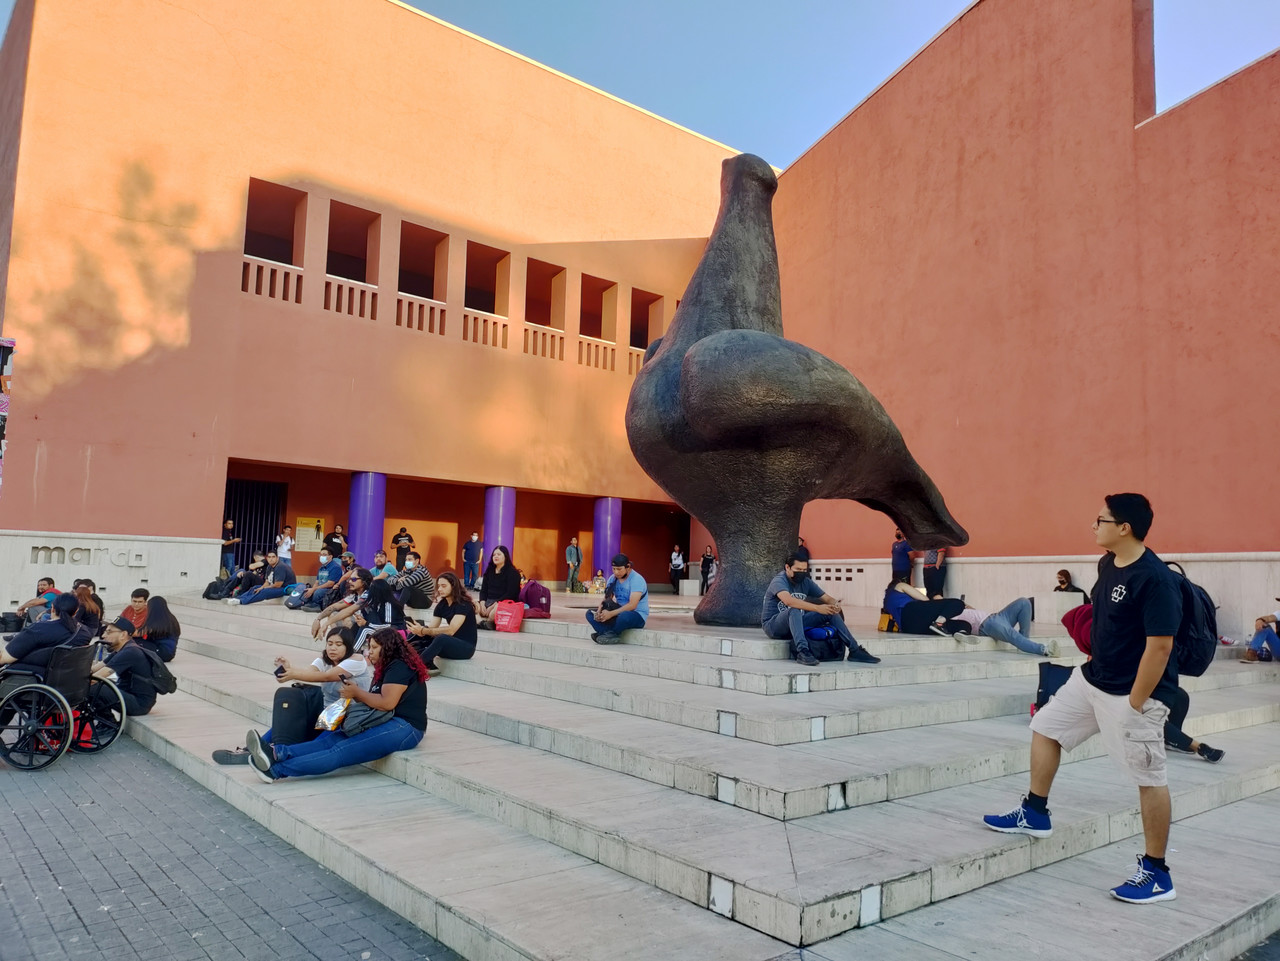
93 616 157 716
390 528 415 569
983 493 1182 905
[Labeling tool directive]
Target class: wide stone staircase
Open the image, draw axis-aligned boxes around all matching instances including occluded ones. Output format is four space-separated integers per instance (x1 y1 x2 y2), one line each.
127 596 1280 961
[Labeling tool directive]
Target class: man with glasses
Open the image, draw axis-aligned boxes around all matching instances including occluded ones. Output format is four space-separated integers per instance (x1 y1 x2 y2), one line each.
762 552 880 666
92 615 158 717
983 493 1182 904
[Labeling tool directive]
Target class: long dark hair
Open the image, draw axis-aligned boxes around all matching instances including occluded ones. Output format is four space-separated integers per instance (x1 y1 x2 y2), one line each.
364 578 401 618
51 592 81 636
141 596 181 639
484 545 512 577
368 626 428 685
435 571 474 610
322 625 356 665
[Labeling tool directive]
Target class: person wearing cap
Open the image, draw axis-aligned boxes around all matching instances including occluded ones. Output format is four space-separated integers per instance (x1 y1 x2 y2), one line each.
586 554 649 644
92 615 157 716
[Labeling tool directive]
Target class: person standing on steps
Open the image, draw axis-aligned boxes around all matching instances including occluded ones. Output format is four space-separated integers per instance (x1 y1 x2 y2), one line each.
390 528 415 570
983 493 1182 904
922 545 947 597
462 532 482 590
891 529 913 584
220 519 241 578
699 545 716 595
565 536 583 593
668 545 685 593
762 552 880 666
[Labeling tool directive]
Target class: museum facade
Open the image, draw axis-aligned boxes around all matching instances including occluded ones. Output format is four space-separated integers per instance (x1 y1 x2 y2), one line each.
0 0 1276 632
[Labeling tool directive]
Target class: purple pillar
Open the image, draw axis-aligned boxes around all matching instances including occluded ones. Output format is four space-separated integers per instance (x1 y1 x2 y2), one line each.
348 472 386 567
592 497 622 576
483 486 516 569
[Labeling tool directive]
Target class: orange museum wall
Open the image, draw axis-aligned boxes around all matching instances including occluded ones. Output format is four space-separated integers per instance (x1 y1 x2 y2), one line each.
775 0 1278 559
0 0 732 541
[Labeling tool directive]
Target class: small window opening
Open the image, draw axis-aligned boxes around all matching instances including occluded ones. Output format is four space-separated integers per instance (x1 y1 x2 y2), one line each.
465 241 509 315
525 258 565 329
399 222 448 299
630 288 661 348
244 179 306 266
327 200 379 284
580 273 614 341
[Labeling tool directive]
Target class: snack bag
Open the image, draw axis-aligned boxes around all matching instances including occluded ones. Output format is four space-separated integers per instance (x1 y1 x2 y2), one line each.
316 697 351 731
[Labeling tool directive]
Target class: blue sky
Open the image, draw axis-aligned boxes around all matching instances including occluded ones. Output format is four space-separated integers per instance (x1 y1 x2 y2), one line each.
2 1 1279 166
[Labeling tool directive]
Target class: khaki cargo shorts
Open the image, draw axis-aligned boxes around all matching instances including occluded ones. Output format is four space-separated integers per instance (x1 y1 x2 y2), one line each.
1029 668 1170 787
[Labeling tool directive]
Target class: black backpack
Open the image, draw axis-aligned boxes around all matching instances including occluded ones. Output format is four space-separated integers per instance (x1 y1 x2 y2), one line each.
138 647 179 695
1166 562 1218 677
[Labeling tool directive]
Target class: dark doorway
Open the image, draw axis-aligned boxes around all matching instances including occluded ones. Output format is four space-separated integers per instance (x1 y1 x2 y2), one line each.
223 479 287 570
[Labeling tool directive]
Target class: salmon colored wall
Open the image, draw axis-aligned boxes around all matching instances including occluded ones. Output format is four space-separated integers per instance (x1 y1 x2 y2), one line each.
0 0 32 328
0 0 732 540
620 502 691 590
776 0 1278 558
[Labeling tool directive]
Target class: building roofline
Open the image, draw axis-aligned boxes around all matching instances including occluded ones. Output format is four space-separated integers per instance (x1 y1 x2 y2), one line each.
780 0 981 174
384 0 742 158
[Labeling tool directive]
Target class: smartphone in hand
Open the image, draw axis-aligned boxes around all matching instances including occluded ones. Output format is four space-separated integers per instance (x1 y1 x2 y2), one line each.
337 673 353 683
274 665 286 677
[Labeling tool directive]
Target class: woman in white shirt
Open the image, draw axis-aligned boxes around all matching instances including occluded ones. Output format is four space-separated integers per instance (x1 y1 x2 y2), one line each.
275 525 295 562
669 544 685 593
210 626 369 765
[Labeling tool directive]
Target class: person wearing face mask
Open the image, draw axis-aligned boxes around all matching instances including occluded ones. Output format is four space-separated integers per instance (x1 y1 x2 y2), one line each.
389 551 436 612
287 549 344 612
762 552 881 666
462 532 483 590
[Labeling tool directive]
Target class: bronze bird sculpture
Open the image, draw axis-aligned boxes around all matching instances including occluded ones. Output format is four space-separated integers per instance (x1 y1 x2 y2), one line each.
626 153 968 626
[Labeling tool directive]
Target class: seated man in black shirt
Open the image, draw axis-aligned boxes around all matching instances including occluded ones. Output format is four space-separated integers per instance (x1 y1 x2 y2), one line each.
93 616 157 717
983 493 1182 905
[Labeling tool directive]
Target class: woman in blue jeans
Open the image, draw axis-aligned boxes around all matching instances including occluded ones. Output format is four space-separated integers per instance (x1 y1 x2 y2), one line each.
246 627 428 781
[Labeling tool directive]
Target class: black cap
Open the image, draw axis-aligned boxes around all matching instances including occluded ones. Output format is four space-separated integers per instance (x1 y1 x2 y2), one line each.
611 553 630 567
109 616 135 633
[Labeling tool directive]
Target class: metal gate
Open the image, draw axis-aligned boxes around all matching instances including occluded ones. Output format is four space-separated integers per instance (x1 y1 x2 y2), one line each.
222 479 287 571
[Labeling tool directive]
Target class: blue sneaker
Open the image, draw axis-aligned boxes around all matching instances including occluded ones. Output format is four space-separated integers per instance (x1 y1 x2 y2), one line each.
1110 855 1176 903
982 798 1052 837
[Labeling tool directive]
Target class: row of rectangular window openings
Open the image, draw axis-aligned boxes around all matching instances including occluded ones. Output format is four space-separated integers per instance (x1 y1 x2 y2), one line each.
243 181 666 348
240 266 653 362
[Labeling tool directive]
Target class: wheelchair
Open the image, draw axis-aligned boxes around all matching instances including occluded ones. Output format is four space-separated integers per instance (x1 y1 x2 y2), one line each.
0 642 128 771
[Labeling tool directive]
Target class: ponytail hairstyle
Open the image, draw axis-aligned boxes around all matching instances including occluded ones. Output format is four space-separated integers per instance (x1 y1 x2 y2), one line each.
51 592 81 636
73 584 101 621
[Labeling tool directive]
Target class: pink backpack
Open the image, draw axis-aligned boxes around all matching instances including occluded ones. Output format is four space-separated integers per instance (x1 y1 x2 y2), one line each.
519 581 552 619
493 599 525 633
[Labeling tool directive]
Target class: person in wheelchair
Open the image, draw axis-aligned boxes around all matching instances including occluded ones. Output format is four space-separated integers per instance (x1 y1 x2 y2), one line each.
91 616 157 717
0 592 93 698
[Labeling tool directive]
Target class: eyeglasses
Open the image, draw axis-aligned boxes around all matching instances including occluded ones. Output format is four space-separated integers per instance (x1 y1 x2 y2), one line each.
1094 517 1122 527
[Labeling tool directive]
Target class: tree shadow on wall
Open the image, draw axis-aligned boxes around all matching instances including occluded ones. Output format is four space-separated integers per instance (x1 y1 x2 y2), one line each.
20 161 202 397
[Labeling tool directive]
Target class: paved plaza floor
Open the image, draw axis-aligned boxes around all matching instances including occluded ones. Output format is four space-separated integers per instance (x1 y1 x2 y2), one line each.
0 738 462 961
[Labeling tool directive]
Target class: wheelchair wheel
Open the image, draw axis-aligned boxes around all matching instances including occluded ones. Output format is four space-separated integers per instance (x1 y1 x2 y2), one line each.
0 683 74 770
69 677 127 753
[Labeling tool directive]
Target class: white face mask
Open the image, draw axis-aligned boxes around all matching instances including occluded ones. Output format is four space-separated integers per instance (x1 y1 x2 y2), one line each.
471 535 478 541
319 556 330 565
404 560 416 569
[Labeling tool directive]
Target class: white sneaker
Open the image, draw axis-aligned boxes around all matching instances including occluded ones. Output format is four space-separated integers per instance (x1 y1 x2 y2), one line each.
1042 638 1060 657
953 631 979 644
226 598 240 605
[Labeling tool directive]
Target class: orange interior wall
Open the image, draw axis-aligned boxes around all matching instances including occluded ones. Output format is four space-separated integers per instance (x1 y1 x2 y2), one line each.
776 0 1279 557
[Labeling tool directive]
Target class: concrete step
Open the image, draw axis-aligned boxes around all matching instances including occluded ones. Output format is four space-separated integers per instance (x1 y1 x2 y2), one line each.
174 610 1279 747
168 649 1280 945
127 692 792 961
795 788 1280 961
173 594 1090 662
179 625 1280 821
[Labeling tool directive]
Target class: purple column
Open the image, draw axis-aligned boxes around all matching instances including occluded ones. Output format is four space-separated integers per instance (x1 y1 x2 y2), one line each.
483 486 516 568
348 472 386 567
592 497 622 576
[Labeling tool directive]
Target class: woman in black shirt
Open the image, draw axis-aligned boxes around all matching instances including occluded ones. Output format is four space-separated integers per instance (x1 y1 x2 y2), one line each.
476 545 520 625
408 572 477 673
136 596 181 662
353 579 405 650
247 627 427 781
